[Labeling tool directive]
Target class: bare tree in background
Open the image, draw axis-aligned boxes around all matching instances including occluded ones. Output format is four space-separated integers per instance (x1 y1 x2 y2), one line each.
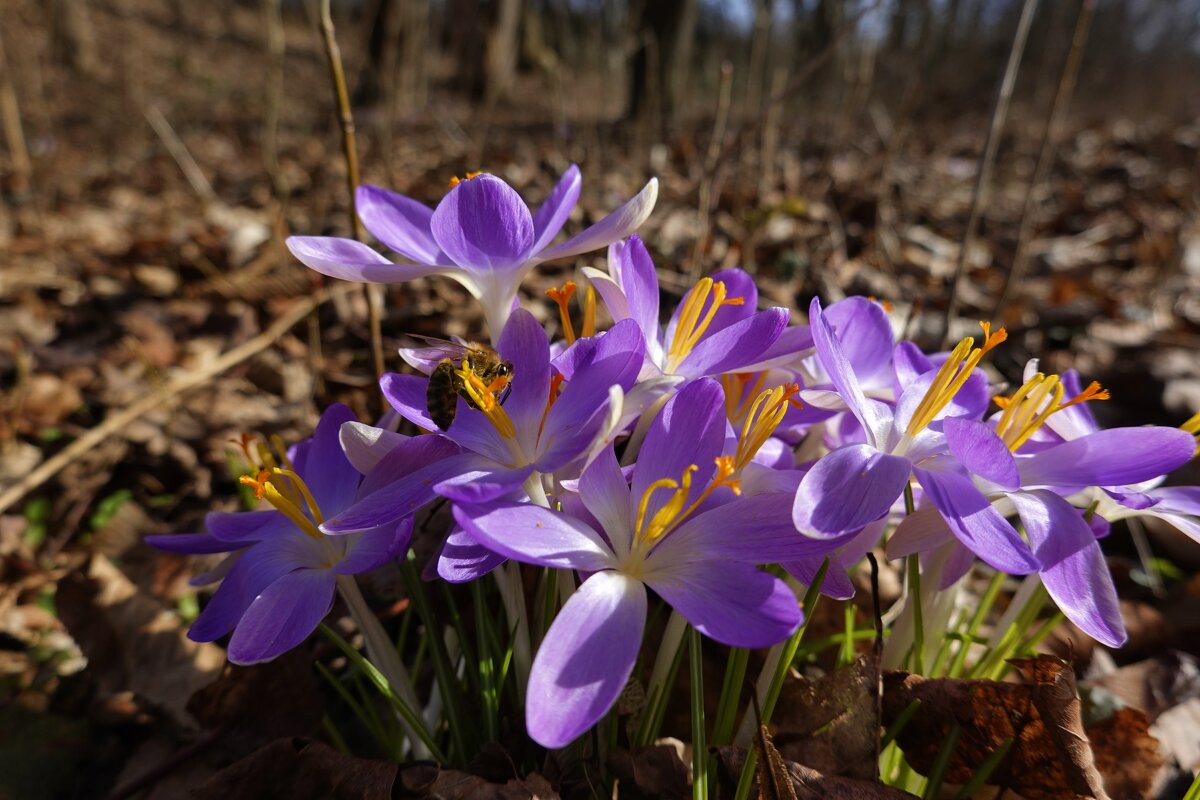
48 0 98 77
627 0 698 133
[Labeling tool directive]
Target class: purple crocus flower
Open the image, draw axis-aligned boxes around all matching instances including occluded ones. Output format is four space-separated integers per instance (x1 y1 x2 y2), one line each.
145 404 440 664
889 370 1196 646
286 167 658 337
323 309 645 541
586 236 804 382
791 298 1040 576
451 379 840 748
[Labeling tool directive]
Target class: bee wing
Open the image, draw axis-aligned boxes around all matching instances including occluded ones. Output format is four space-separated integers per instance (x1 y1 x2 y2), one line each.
400 335 471 374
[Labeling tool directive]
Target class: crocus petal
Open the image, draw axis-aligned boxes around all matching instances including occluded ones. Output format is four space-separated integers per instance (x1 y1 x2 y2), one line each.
285 236 441 283
226 569 337 664
783 558 856 600
913 456 1040 574
380 373 437 431
632 378 726 525
944 417 1020 489
644 560 801 648
823 296 894 380
435 464 534 504
583 266 631 325
339 422 406 476
437 526 506 583
526 571 647 748
206 510 287 544
893 341 932 389
355 184 449 265
894 366 989 435
322 451 478 533
886 506 955 558
431 174 535 270
676 308 788 378
358 434 462 498
452 502 617 572
496 308 552 445
579 444 635 559
187 540 312 642
1018 427 1196 488
738 325 815 373
304 403 360 514
809 297 891 447
659 494 850 564
537 178 659 261
146 533 241 555
334 519 414 575
608 235 660 349
793 444 911 535
1044 369 1102 441
530 164 582 253
1009 490 1126 647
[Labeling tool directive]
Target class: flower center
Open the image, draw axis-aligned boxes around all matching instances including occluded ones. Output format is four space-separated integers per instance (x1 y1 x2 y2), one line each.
993 373 1109 452
235 434 326 542
721 372 768 424
664 278 745 373
457 358 516 440
731 382 802 473
633 457 741 550
447 171 483 188
905 322 1007 437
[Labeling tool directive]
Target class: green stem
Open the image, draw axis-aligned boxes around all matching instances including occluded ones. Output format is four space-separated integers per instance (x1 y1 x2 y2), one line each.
335 575 429 758
639 609 689 745
712 647 749 745
947 570 1005 677
922 725 962 799
689 627 708 800
494 560 531 701
907 555 924 674
1182 769 1200 800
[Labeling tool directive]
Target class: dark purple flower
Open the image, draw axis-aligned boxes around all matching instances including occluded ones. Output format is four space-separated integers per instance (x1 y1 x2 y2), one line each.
146 404 447 663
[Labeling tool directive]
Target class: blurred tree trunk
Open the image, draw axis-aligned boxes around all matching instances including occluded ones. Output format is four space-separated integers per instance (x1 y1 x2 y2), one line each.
887 0 912 51
354 0 392 106
484 0 523 102
444 0 522 102
627 0 698 132
48 0 98 77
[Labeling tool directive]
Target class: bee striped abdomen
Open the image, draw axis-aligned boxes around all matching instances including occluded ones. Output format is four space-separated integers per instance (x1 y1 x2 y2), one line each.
427 359 462 430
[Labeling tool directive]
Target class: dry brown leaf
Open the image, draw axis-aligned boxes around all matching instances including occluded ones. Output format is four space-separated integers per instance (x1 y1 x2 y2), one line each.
1086 707 1165 799
713 745 919 800
55 553 224 728
187 650 322 743
606 743 690 799
190 737 398 800
882 654 1111 800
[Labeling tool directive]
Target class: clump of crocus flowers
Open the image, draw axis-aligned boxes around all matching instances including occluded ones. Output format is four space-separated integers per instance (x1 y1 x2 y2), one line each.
153 167 1200 765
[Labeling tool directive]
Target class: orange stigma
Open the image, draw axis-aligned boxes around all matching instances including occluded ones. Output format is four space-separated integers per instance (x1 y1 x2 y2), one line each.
448 171 483 188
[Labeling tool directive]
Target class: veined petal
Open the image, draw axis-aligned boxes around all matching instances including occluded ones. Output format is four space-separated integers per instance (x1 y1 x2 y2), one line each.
437 525 507 583
944 417 1020 489
355 184 449 265
322 452 478 533
334 519 413 575
285 236 442 283
793 444 910 535
632 378 726 525
146 533 242 555
226 569 336 664
608 235 660 349
676 308 788 378
451 502 617 572
583 265 632 324
206 509 287 544
1017 427 1196 488
380 373 437 431
579 444 635 559
187 541 310 642
886 506 955 558
1043 369 1102 441
537 178 659 261
823 297 894 381
526 571 646 748
339 422 406 476
496 309 552 447
431 174 535 270
358 434 462 498
530 164 582 253
644 560 801 648
657 494 849 564
1009 490 1126 647
783 557 855 600
305 403 360 515
435 464 533 504
809 297 891 448
913 456 1039 575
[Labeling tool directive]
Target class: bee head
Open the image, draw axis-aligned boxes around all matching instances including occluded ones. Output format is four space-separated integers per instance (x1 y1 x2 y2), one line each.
496 361 514 378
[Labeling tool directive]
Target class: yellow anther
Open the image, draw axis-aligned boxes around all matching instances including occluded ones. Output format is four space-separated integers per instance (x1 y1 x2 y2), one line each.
269 434 296 472
665 278 745 373
546 281 578 344
239 469 323 541
457 359 517 439
733 383 801 471
448 171 483 188
634 457 744 549
995 373 1110 452
906 322 1007 437
537 372 566 443
1184 410 1200 456
273 468 325 525
239 469 272 500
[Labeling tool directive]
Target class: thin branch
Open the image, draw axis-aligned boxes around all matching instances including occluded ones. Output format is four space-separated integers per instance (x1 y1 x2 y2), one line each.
144 105 216 202
990 0 1095 320
0 285 356 517
940 0 1041 346
0 26 32 195
318 0 386 393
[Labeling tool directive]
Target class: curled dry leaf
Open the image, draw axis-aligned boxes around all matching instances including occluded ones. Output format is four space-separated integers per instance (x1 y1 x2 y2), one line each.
713 744 919 800
186 649 322 744
607 743 691 800
882 654 1110 800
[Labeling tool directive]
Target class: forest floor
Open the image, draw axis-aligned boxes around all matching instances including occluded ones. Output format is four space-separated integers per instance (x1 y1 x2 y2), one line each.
1 0 1200 798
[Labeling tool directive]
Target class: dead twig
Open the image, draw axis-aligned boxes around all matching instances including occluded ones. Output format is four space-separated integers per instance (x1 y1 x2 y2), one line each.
0 285 356 517
0 26 32 194
690 60 733 278
940 0 1041 346
317 0 386 400
990 0 1096 320
144 105 216 202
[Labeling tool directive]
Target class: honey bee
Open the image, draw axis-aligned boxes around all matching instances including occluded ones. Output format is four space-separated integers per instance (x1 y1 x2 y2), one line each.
409 336 514 431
